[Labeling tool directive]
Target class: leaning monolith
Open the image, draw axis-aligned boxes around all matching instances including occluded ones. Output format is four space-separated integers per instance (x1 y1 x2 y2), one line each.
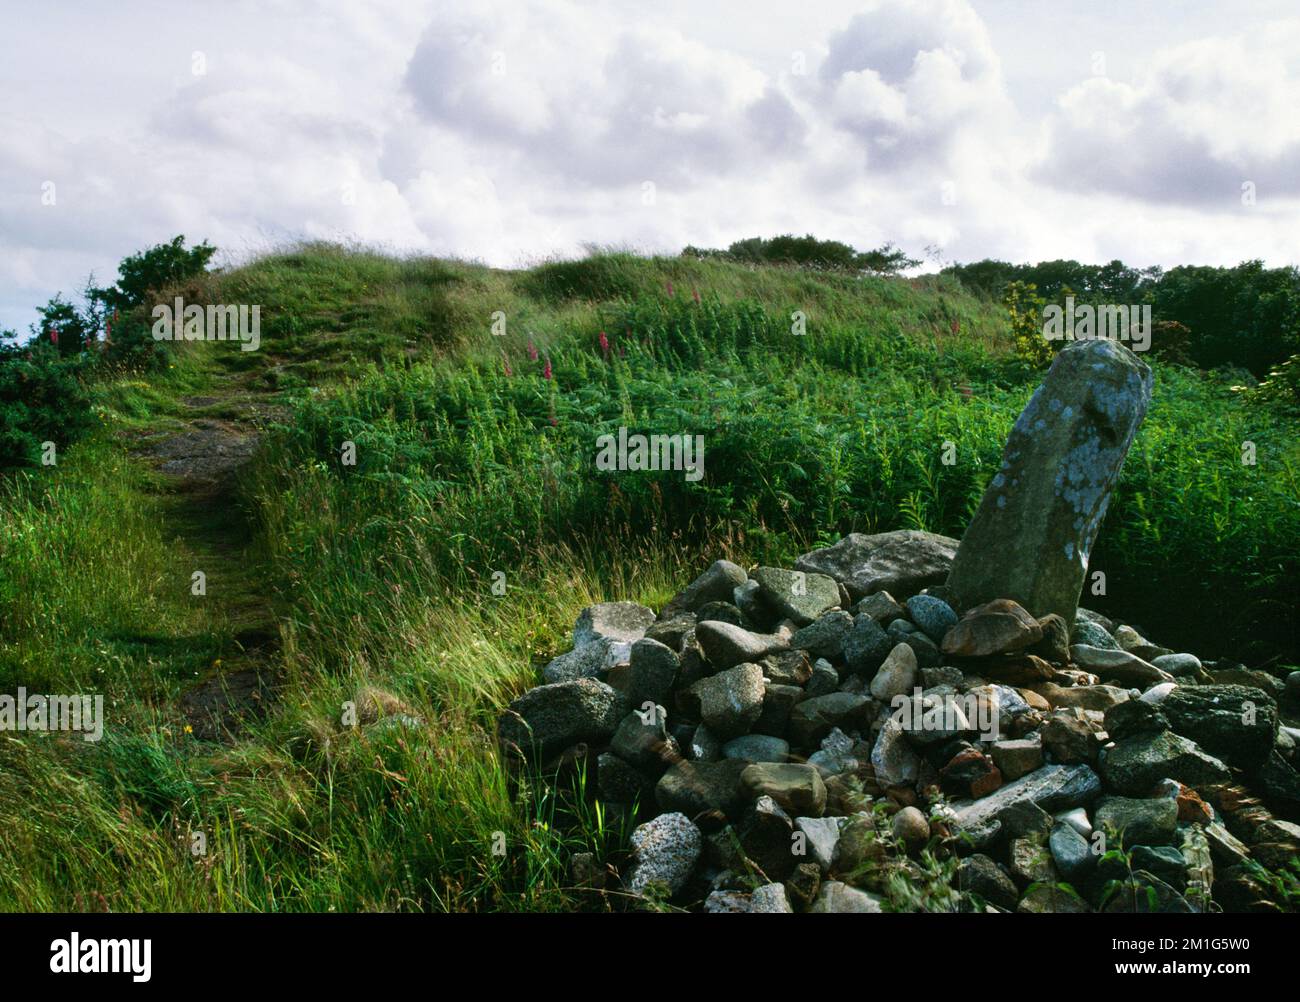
944 339 1153 629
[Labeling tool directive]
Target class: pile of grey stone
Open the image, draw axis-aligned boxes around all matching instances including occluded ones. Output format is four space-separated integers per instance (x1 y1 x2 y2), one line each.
497 341 1299 912
498 541 1300 913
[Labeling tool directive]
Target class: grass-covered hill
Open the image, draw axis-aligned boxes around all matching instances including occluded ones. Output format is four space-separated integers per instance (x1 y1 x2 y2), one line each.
1 243 1297 910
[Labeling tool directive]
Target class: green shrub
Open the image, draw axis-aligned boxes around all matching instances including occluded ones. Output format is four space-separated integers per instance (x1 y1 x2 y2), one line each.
34 292 96 356
92 235 217 370
0 336 95 468
92 234 217 314
0 236 217 469
1002 280 1052 366
1234 351 1300 411
684 233 920 275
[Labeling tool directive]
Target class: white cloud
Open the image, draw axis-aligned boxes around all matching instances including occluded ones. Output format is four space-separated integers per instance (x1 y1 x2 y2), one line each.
1037 21 1300 204
403 3 789 189
2 0 1299 335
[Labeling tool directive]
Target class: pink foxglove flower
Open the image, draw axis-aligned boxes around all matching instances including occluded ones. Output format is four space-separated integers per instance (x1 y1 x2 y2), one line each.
527 339 539 361
542 357 552 380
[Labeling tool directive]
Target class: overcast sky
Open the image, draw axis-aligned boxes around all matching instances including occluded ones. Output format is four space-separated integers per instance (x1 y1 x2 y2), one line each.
3 0 1299 334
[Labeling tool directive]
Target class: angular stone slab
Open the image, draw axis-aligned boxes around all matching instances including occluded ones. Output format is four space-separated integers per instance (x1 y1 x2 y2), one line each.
695 620 789 670
789 610 853 660
625 637 680 709
573 601 656 647
952 763 1102 839
655 759 750 825
1160 685 1279 771
543 636 626 683
808 881 886 913
945 340 1153 628
789 692 870 748
663 560 748 616
740 762 828 816
688 663 765 738
1069 644 1173 688
796 530 959 601
626 812 702 896
871 717 920 787
752 566 840 626
1098 730 1230 795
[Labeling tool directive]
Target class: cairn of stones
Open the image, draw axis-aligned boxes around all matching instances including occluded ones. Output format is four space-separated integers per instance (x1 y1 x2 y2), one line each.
498 341 1300 913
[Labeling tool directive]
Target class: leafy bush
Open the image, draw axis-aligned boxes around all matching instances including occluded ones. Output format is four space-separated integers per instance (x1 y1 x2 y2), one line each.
1233 351 1300 411
1152 261 1300 374
1002 281 1052 366
91 235 217 314
0 235 216 469
0 336 95 468
92 235 217 369
33 292 96 356
683 233 919 274
1149 319 1194 366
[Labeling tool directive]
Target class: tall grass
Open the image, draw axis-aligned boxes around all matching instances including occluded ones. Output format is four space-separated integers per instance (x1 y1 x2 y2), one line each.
0 435 226 696
250 280 1299 663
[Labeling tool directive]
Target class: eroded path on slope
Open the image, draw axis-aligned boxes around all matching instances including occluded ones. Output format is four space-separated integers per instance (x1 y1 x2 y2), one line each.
127 368 287 741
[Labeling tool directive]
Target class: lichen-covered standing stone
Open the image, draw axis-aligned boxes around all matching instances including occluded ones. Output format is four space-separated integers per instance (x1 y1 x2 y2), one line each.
945 340 1153 628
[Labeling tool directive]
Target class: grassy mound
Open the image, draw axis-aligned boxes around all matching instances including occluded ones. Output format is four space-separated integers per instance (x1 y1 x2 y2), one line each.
1 244 1295 911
